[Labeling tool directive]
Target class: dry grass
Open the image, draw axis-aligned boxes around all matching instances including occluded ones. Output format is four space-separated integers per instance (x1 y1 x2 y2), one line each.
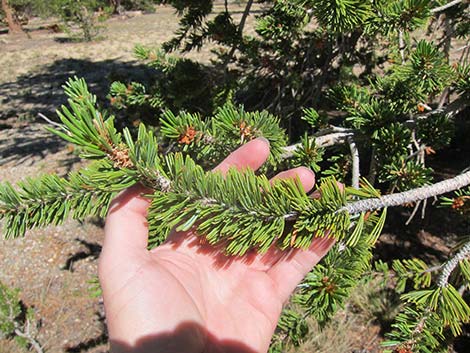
0 2 259 124
0 3 424 353
281 276 397 353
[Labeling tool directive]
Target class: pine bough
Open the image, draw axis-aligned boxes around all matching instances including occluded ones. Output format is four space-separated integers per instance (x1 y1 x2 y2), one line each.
1 78 470 352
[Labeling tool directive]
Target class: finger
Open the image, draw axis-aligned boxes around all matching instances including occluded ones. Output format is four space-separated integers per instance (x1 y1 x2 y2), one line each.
267 236 335 303
102 184 152 261
213 137 270 175
241 167 316 271
271 167 315 193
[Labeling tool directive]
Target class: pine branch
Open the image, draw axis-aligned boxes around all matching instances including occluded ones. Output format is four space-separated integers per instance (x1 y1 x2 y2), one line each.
341 171 470 215
438 241 470 287
0 161 134 238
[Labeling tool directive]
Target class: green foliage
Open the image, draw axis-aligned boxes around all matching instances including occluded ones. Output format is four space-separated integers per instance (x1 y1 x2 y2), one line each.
148 155 349 254
0 169 125 239
271 309 309 349
1 78 387 253
256 0 310 39
402 285 470 336
373 123 412 163
366 0 431 34
453 62 470 98
397 40 453 95
416 113 454 150
0 282 21 337
3 0 470 350
160 103 288 168
312 0 372 33
0 0 57 24
52 0 105 41
0 281 41 350
294 241 374 325
160 0 213 52
440 186 470 214
392 258 433 293
119 0 159 12
109 45 217 118
290 134 324 172
380 158 433 191
382 304 446 353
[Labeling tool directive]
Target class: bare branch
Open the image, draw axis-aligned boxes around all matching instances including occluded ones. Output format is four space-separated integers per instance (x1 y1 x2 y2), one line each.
430 0 463 14
281 131 353 159
340 171 470 215
347 136 360 189
405 200 422 225
14 328 43 353
406 96 468 125
38 113 65 130
438 241 470 287
223 0 254 70
398 29 406 64
455 43 470 52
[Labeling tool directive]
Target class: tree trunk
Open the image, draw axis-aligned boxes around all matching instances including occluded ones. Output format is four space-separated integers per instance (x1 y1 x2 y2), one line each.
110 0 123 15
1 0 24 34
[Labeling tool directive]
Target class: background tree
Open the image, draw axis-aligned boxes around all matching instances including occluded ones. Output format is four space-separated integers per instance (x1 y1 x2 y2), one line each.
1 0 24 33
1 1 470 352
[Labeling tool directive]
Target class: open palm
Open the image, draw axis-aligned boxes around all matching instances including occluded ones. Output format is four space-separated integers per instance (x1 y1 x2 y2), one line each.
99 138 334 353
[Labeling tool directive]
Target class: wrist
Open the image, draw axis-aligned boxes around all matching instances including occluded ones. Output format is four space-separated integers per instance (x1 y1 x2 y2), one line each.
108 322 206 353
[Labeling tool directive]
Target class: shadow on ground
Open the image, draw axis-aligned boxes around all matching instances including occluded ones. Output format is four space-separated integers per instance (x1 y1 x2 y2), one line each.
65 310 108 353
0 123 81 170
63 238 102 272
0 57 155 121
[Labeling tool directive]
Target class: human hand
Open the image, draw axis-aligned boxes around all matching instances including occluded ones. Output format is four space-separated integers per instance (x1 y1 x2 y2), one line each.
99 138 335 353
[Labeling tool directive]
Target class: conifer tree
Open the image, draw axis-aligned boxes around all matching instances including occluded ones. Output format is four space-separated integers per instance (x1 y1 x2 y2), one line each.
2 73 470 351
2 0 470 352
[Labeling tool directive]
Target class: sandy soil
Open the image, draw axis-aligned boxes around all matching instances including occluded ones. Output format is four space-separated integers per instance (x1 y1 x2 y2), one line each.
0 124 107 352
1 3 468 352
0 4 265 352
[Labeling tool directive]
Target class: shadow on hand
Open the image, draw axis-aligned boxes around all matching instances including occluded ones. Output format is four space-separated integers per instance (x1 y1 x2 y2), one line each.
164 227 299 271
110 321 257 353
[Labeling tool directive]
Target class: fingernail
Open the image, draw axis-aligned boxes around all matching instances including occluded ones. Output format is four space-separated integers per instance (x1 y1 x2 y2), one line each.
256 136 270 146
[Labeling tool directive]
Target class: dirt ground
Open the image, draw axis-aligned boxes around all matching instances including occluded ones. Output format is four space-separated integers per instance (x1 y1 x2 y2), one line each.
0 2 261 125
1 3 469 353
0 4 226 353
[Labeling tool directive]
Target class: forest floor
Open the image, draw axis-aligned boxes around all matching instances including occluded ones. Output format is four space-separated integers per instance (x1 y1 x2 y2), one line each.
1 3 469 353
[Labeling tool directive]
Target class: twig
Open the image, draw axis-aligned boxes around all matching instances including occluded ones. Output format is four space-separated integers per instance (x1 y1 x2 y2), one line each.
223 0 254 71
405 96 468 125
38 113 64 130
281 131 353 159
455 43 470 52
14 327 43 353
437 241 470 287
367 147 377 185
430 0 463 14
398 29 406 64
347 136 360 189
406 145 426 161
421 198 428 219
340 170 470 215
438 88 450 109
405 200 422 225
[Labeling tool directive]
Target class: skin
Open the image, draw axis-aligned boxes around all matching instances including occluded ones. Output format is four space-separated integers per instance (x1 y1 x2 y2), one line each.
99 138 335 353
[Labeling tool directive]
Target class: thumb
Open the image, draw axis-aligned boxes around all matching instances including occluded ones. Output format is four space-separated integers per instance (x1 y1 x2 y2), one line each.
101 184 152 263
